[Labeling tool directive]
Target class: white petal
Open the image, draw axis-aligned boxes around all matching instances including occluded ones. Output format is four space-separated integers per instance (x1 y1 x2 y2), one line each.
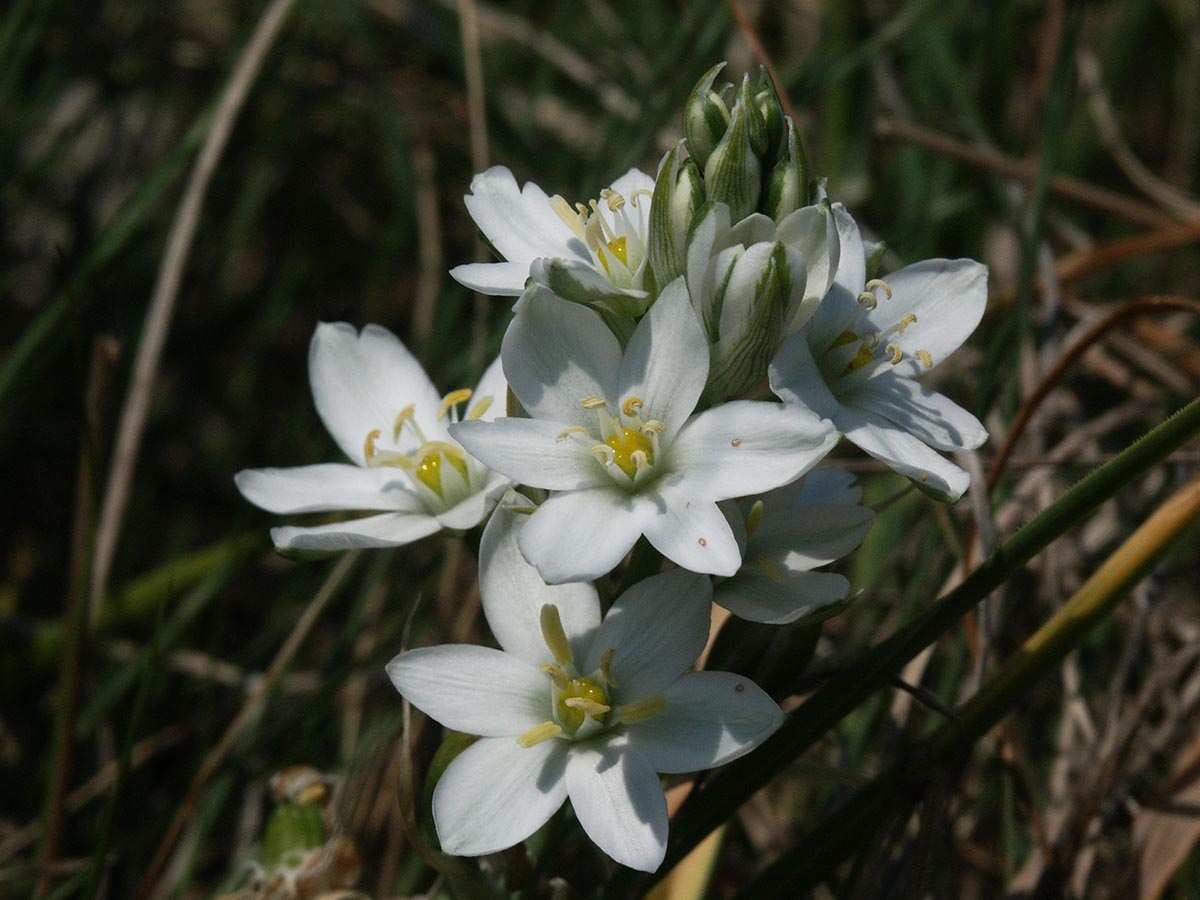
599 168 656 240
479 496 602 665
624 671 784 773
640 484 742 577
768 330 841 420
309 322 442 465
805 205 866 352
583 569 711 696
749 503 875 569
517 488 651 584
234 464 424 513
471 353 509 422
271 511 440 551
794 466 861 506
566 743 667 872
776 201 840 314
450 418 609 491
617 277 708 437
866 258 987 377
434 467 511 530
463 166 585 267
386 645 550 736
531 257 652 318
850 371 987 451
715 567 851 625
449 261 530 297
669 400 837 500
433 736 568 856
837 405 971 501
502 284 622 428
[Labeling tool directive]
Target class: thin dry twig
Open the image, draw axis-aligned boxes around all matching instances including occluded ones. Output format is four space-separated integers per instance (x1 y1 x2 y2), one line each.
133 550 361 900
88 0 299 629
410 143 442 345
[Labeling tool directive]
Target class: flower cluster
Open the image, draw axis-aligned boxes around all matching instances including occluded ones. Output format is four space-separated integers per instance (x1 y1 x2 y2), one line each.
235 62 988 873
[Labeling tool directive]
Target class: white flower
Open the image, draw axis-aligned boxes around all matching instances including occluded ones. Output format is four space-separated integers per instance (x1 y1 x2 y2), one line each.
769 207 988 501
450 279 838 583
450 165 656 315
716 467 875 624
235 323 510 551
387 497 783 872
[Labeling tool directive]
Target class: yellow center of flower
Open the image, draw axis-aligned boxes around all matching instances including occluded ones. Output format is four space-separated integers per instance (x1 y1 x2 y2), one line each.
605 427 654 479
820 279 935 382
556 676 611 732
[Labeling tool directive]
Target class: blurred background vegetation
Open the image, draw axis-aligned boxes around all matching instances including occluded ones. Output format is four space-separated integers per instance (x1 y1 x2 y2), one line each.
2 0 1199 898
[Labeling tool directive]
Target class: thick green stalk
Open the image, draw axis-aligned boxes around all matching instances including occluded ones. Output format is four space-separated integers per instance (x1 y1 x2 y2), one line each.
735 473 1200 898
606 396 1200 897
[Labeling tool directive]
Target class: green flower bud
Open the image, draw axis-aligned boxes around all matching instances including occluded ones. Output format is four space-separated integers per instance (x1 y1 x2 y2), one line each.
703 92 761 223
262 802 326 870
736 75 771 159
754 66 786 160
648 144 704 288
684 62 731 169
762 117 810 221
865 239 889 280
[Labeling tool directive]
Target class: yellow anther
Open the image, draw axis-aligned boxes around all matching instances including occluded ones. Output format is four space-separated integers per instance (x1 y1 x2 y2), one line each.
607 236 628 265
629 188 653 206
517 722 563 748
621 396 643 417
745 499 764 538
581 396 608 410
630 449 650 471
392 405 417 442
564 697 611 718
886 342 904 365
753 556 784 583
856 291 878 310
865 278 893 299
556 426 590 443
599 648 618 687
592 443 616 466
641 419 665 434
605 428 654 479
437 388 473 421
616 695 667 725
917 349 934 368
897 313 917 332
600 188 626 210
540 663 569 691
540 604 574 666
549 194 586 239
364 429 381 461
466 395 494 420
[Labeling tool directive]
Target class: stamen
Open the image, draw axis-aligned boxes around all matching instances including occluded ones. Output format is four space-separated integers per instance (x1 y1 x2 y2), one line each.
466 395 493 420
392 405 418 442
413 441 466 464
581 396 608 410
753 556 784 583
628 188 653 206
564 697 611 718
549 194 586 239
865 278 893 300
621 396 644 417
364 429 381 462
640 420 665 434
539 663 569 691
600 188 626 211
745 499 764 538
917 350 934 368
539 605 574 666
599 648 618 687
557 426 590 443
886 342 903 365
517 722 563 748
856 291 878 311
616 695 668 725
592 444 616 466
896 312 916 332
437 388 473 421
630 449 650 470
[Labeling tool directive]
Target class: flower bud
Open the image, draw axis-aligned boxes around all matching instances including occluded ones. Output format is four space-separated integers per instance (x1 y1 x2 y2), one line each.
683 62 731 169
736 74 771 159
648 144 705 288
762 117 810 221
262 802 326 869
703 89 761 223
703 240 807 401
754 66 786 160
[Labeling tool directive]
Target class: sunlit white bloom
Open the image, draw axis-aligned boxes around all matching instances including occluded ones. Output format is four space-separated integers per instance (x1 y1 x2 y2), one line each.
770 207 988 501
451 279 838 583
716 467 874 624
235 323 510 551
450 165 656 316
387 497 783 871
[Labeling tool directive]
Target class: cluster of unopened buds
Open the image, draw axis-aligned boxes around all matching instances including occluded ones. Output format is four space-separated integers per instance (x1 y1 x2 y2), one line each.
236 62 988 872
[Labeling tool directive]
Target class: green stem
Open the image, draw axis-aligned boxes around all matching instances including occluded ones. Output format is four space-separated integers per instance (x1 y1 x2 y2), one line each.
606 395 1200 898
